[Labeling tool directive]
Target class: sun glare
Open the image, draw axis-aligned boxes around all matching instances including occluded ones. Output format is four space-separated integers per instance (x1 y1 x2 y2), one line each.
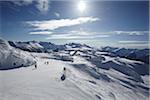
78 1 86 12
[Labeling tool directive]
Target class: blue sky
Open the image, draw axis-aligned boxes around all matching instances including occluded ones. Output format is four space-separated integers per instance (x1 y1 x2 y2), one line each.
0 0 149 48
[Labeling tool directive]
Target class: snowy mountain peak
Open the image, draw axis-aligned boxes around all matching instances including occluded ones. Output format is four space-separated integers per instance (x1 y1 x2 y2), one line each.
0 38 11 50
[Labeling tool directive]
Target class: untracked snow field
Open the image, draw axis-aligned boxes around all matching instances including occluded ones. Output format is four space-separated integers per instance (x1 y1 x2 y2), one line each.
0 53 149 100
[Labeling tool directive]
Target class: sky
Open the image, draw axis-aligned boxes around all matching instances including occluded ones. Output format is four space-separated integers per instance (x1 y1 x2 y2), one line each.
0 0 149 48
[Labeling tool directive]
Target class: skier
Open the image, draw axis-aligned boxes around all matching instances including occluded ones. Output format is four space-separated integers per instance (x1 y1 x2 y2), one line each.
21 64 24 67
35 62 37 69
61 67 66 81
13 62 16 66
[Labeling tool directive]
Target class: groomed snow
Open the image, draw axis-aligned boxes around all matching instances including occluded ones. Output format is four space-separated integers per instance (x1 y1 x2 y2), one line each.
0 52 149 100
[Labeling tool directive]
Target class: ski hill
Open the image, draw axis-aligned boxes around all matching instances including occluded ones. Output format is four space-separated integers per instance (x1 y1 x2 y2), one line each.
0 38 149 100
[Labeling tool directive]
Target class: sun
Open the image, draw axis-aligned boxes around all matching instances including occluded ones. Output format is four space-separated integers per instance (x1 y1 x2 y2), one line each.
77 1 86 12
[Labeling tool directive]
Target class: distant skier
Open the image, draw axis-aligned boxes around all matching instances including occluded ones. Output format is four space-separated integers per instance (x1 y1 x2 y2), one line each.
13 62 16 66
61 67 66 81
21 64 24 67
35 62 37 69
45 61 49 65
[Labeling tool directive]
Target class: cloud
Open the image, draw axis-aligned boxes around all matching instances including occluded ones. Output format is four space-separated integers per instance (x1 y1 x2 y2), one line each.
36 0 49 13
12 0 50 13
118 40 149 48
28 31 53 35
13 0 33 6
118 41 149 44
46 35 109 40
70 30 93 36
46 30 109 40
113 31 148 35
54 12 60 18
119 43 149 48
26 17 99 31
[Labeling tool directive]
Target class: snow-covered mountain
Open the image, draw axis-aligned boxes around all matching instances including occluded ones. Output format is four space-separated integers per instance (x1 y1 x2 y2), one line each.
9 41 149 64
0 38 149 100
100 46 149 64
0 38 35 70
9 41 66 53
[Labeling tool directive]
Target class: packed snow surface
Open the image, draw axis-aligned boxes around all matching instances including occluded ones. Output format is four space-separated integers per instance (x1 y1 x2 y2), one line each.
0 52 149 100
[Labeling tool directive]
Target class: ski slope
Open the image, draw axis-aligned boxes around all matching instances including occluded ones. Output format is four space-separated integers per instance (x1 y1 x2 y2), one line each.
0 53 149 100
0 55 95 100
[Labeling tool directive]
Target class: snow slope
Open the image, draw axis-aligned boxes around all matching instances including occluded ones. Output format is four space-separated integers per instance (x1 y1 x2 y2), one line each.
0 39 149 100
9 41 66 52
0 38 35 70
0 51 149 100
100 46 149 64
8 41 44 52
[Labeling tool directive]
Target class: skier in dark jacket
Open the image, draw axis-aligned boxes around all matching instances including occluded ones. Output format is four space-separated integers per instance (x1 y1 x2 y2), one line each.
61 67 66 81
35 62 37 69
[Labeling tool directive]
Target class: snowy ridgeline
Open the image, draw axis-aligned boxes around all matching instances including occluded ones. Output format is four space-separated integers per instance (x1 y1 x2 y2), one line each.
0 38 36 70
8 41 149 64
100 46 149 64
0 38 149 100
